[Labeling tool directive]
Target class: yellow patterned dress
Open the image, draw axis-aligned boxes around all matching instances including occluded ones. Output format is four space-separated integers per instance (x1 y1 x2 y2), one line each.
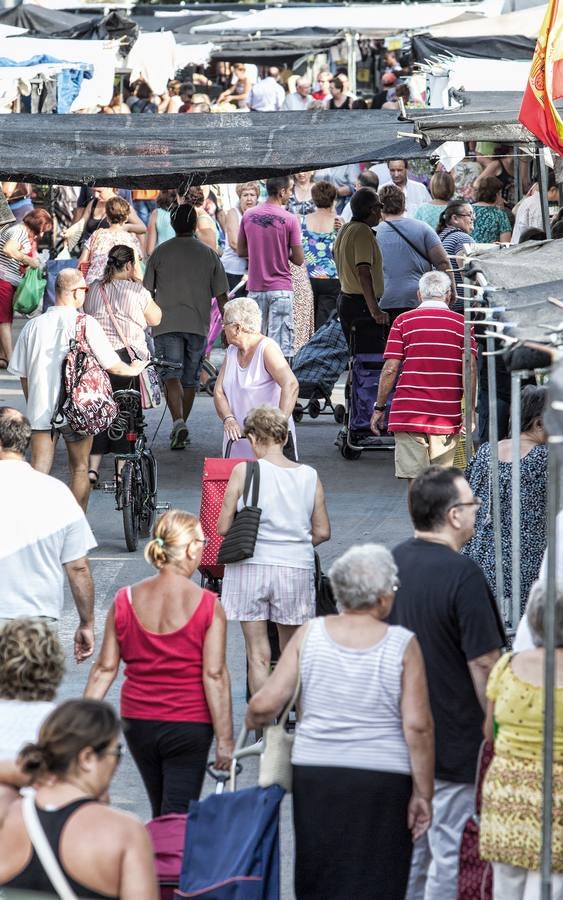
479 652 563 871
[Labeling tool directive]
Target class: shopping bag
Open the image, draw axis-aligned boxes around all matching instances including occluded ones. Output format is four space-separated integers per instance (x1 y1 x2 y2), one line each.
457 740 494 900
176 785 284 899
13 267 47 315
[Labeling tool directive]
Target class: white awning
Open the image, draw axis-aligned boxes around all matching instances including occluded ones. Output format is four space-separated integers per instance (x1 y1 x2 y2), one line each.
427 4 545 37
193 2 504 37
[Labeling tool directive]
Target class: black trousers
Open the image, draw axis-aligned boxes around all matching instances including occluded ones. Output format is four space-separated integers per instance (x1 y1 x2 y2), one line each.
122 718 213 817
337 292 372 345
293 765 413 900
310 277 340 331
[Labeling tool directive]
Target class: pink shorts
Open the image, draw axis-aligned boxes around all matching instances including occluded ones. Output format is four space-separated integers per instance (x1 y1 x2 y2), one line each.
0 279 16 325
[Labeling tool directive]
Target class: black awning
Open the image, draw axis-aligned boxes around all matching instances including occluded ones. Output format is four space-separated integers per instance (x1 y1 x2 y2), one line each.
412 33 535 63
0 110 433 187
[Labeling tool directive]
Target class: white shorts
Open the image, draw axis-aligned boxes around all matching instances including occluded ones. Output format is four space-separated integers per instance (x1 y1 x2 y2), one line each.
221 563 315 625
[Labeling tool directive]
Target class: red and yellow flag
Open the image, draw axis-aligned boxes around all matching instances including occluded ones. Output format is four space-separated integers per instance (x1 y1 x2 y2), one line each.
519 0 563 155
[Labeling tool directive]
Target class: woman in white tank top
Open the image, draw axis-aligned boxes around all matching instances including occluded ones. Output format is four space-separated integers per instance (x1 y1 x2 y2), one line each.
217 405 330 699
245 544 434 900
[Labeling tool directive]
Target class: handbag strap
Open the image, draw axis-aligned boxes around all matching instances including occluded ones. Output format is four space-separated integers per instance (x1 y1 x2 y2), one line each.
385 220 432 266
277 620 313 727
100 284 135 362
21 791 79 900
242 461 260 507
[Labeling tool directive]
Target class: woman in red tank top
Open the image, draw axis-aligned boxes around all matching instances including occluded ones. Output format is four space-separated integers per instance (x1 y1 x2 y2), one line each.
84 510 234 817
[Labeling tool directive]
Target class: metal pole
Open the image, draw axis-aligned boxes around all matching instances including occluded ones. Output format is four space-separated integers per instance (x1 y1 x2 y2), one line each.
537 145 553 239
514 148 522 204
541 445 560 900
463 292 473 459
486 334 505 619
510 371 522 633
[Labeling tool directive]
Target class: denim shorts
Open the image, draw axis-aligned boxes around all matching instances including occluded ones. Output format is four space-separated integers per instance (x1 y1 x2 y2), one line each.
154 332 206 388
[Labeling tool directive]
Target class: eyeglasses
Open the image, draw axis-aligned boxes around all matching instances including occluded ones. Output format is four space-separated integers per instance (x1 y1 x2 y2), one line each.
73 285 88 294
194 537 210 548
222 321 239 330
456 213 475 220
99 742 125 764
449 497 482 510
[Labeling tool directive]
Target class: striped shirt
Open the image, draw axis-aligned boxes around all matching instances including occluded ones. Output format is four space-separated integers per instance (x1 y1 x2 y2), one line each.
83 279 152 360
292 618 413 773
384 301 476 435
0 224 31 286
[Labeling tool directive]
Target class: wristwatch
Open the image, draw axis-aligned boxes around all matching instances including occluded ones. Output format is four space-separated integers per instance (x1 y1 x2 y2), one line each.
373 404 386 412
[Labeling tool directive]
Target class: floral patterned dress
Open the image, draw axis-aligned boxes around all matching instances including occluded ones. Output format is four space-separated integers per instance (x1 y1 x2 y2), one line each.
471 204 512 243
301 224 338 279
462 442 548 614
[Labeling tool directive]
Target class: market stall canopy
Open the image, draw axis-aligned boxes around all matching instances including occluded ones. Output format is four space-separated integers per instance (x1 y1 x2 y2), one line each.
0 4 87 35
0 109 434 187
424 4 545 37
410 101 563 143
412 32 535 61
192 2 503 37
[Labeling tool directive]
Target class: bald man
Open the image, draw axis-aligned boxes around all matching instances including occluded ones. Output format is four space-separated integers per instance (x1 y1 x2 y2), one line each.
9 267 146 511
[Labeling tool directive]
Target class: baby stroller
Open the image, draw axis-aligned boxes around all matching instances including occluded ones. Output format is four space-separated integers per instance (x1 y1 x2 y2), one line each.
336 317 395 460
292 313 348 423
198 276 247 397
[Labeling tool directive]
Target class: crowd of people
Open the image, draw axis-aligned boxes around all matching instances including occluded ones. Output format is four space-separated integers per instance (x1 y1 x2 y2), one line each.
0 138 562 900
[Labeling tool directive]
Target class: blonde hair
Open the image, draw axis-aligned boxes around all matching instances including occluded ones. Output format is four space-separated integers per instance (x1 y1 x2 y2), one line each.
144 509 201 568
244 405 288 445
0 619 65 701
236 182 260 199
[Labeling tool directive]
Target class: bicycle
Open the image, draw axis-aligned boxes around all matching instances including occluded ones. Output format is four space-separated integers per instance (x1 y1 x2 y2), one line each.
106 357 181 552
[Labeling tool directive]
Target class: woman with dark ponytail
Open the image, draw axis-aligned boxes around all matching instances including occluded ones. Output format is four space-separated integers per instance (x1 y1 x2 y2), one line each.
0 699 158 899
83 244 162 485
437 198 475 312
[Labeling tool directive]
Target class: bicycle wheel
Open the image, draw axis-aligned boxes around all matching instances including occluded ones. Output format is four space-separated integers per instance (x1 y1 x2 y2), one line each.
121 460 140 552
138 450 158 537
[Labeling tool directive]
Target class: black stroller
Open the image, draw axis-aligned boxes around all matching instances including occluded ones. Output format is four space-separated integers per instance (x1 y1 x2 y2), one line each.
292 314 348 423
336 318 395 460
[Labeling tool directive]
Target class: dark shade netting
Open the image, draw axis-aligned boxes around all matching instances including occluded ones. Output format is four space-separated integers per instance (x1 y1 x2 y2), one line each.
412 33 536 63
0 110 435 188
468 241 563 292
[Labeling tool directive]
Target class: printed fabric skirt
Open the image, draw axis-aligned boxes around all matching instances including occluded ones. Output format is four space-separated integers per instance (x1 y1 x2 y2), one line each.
290 262 314 354
480 753 563 871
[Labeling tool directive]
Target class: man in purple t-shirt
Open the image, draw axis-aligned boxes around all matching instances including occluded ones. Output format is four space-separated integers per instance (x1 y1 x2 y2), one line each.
237 175 304 358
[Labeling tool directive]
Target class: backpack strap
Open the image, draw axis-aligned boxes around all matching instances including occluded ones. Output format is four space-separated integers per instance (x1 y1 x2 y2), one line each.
75 313 87 347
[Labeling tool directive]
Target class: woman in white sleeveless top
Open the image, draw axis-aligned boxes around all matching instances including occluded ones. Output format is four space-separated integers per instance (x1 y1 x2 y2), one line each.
223 182 259 295
218 405 330 696
246 544 434 900
214 297 299 460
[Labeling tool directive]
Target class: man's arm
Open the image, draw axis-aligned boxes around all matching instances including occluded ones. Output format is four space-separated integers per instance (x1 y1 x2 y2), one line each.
63 556 95 663
237 225 248 259
290 242 304 267
468 649 501 712
357 264 388 325
428 243 456 297
370 358 401 434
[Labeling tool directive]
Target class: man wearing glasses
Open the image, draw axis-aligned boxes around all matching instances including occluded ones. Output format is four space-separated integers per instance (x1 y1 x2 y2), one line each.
9 267 145 510
388 465 505 900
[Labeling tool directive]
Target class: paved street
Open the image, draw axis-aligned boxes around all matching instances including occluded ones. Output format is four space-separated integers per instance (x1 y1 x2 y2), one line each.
0 337 412 898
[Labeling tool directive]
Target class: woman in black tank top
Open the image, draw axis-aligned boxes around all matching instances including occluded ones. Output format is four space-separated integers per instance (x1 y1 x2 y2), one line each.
0 699 158 900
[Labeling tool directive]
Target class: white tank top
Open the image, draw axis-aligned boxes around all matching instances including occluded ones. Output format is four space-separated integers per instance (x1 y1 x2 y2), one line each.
292 619 414 773
238 459 317 569
221 208 246 275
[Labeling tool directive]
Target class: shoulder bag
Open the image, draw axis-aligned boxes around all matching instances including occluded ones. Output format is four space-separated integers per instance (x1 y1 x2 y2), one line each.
217 461 261 564
259 621 313 793
21 790 79 900
100 284 161 409
384 219 432 266
314 552 337 616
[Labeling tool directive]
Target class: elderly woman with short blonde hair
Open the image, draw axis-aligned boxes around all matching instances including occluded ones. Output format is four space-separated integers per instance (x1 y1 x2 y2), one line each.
213 296 299 459
246 543 434 899
480 580 563 898
223 183 260 295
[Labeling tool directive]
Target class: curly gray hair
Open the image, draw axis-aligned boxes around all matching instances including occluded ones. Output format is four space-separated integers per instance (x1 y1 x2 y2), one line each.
222 297 262 334
328 544 399 610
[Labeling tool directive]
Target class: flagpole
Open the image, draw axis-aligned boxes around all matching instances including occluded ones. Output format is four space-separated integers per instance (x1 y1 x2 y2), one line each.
537 144 552 239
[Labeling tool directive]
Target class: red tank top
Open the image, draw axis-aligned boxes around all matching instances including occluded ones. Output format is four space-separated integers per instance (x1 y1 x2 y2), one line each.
114 586 215 722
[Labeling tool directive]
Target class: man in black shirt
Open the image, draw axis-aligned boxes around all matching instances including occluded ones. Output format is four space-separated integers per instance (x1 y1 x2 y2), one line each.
388 465 505 900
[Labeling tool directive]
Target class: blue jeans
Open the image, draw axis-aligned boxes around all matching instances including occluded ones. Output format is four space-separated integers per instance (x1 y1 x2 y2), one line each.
133 199 156 226
154 332 206 388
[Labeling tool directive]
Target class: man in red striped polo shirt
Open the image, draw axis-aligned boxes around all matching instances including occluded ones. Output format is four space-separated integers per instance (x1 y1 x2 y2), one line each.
370 270 476 483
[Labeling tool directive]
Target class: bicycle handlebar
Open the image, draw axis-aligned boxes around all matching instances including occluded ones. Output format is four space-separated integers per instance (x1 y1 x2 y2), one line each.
150 356 183 370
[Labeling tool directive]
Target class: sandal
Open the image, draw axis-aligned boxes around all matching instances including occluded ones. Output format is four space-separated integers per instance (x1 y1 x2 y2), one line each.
88 469 100 488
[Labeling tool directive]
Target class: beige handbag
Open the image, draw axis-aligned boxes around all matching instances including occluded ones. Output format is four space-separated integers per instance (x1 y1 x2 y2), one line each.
258 621 312 794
